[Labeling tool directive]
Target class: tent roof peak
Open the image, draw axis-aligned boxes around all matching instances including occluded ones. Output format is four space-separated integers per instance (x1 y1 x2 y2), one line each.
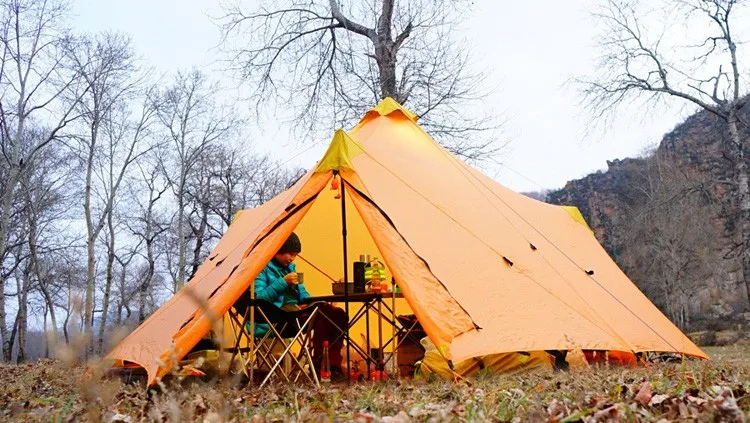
360 97 418 124
315 129 365 172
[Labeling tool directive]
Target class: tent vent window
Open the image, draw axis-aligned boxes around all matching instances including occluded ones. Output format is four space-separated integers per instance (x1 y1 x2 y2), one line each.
502 256 514 267
179 315 195 331
207 284 222 300
585 270 595 275
284 203 296 212
530 244 537 251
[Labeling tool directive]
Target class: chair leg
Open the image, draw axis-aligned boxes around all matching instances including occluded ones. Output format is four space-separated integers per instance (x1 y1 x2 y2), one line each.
260 308 321 388
228 311 254 379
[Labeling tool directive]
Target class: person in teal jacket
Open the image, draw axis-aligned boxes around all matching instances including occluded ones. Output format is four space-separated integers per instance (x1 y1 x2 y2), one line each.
253 234 311 309
252 232 347 378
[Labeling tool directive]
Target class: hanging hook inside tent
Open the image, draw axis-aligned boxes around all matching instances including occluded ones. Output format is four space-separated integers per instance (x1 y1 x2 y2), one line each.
332 174 342 199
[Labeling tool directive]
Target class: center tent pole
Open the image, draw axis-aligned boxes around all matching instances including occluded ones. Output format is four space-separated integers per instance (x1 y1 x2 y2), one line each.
338 172 351 383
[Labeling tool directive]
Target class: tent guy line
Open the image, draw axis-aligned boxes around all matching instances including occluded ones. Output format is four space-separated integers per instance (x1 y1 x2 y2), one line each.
440 146 681 352
341 178 480 332
350 143 637 340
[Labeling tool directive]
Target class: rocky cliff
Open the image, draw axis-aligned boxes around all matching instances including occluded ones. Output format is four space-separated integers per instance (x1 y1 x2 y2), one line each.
546 104 750 333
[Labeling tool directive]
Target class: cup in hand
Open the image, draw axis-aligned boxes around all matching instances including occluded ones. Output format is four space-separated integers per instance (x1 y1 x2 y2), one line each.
296 272 304 284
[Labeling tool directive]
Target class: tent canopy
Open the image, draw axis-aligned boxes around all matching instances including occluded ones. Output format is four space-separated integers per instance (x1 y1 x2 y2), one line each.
101 98 706 385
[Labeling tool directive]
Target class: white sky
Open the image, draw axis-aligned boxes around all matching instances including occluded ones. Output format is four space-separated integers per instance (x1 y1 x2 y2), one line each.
71 0 700 193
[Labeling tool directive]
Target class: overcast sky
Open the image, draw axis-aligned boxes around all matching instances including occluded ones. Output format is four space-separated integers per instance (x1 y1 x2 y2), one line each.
71 0 700 193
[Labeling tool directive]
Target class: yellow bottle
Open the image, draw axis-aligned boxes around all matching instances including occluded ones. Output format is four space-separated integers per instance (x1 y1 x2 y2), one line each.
371 259 381 285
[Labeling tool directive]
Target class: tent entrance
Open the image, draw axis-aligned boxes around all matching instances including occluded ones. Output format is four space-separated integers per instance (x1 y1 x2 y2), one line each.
275 175 417 373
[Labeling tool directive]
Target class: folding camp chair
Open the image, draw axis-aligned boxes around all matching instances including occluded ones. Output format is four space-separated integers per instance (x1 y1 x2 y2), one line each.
227 293 322 387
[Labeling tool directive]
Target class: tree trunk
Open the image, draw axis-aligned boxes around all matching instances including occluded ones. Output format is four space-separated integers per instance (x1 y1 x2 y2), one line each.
1 60 29 362
43 304 49 358
140 249 155 322
0 165 21 361
16 265 31 362
663 276 676 324
374 0 398 100
140 214 155 322
84 223 96 353
28 206 58 352
176 173 187 292
8 313 19 362
375 41 398 100
62 287 71 345
188 201 209 280
116 263 127 326
84 119 100 354
97 213 116 354
728 112 750 310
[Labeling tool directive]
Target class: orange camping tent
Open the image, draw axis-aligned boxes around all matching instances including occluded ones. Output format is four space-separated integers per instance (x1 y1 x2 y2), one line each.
99 98 706 385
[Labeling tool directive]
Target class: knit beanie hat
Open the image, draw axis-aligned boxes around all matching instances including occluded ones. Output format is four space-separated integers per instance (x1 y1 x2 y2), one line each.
278 232 302 254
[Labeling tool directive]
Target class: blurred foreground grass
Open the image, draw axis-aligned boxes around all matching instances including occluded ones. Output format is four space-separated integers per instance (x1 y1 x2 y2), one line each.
0 345 748 422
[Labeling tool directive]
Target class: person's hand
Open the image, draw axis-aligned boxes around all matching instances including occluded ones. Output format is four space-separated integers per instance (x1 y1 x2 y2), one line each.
284 272 299 285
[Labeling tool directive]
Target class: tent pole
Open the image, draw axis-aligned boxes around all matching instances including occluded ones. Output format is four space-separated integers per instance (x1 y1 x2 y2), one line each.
339 173 351 383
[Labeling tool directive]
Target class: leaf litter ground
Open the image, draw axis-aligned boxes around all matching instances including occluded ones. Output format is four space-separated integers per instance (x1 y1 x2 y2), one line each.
0 345 747 422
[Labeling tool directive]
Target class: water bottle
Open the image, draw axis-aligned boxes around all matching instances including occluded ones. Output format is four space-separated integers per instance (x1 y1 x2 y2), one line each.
371 260 382 293
320 341 331 384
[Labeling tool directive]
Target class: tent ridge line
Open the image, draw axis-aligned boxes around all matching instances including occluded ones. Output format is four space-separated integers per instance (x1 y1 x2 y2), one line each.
247 191 322 256
202 190 323 314
341 178 481 331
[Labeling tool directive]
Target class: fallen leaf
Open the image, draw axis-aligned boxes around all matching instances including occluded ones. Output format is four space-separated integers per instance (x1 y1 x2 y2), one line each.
354 411 376 421
634 382 652 405
686 395 707 407
713 390 744 422
591 405 621 421
547 398 566 420
382 410 410 423
108 413 132 423
649 394 669 406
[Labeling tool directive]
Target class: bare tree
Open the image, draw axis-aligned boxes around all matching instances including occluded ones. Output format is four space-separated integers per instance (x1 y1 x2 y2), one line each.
183 153 215 281
616 150 717 330
126 156 168 323
19 135 73 358
66 32 155 353
581 0 749 308
155 69 237 292
112 245 140 327
0 0 84 360
219 0 499 160
205 146 302 227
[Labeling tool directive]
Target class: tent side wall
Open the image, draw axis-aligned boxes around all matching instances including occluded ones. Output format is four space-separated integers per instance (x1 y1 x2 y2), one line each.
102 171 331 384
347 109 706 361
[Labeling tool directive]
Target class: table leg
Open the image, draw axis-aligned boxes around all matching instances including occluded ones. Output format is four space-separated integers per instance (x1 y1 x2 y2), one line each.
377 298 383 371
392 290 397 377
365 300 371 377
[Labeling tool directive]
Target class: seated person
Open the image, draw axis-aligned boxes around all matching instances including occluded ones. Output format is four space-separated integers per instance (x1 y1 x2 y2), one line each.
253 232 347 379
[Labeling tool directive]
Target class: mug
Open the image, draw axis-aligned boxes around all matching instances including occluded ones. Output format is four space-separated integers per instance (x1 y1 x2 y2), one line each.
296 272 304 283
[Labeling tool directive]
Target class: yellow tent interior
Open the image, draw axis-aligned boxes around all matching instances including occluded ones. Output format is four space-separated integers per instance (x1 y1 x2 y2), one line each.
218 180 412 369
99 98 707 386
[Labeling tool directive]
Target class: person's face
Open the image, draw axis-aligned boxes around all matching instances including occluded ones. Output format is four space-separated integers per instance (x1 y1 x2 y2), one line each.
274 252 297 267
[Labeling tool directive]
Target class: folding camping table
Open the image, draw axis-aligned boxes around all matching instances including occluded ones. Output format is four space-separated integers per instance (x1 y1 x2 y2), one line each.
303 291 423 378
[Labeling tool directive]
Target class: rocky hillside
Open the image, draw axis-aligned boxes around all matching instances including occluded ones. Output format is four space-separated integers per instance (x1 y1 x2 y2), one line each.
546 104 750 334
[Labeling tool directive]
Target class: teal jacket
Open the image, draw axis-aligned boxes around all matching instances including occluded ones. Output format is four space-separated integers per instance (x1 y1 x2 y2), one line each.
250 259 311 336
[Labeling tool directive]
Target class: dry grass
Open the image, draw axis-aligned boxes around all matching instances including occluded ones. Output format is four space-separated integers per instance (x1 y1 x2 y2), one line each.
1 346 748 422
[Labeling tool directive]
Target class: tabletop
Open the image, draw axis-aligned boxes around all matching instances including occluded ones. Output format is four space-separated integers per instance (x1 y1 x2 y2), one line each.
304 292 404 303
